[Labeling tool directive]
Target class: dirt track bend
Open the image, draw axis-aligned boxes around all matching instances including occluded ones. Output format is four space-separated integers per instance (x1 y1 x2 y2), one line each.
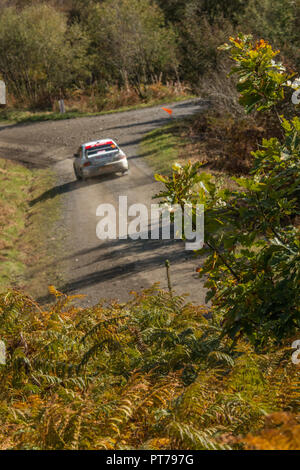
0 99 208 306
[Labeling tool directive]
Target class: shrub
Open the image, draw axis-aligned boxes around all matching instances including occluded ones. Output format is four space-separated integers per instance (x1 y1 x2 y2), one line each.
0 4 89 109
154 36 300 348
83 0 178 97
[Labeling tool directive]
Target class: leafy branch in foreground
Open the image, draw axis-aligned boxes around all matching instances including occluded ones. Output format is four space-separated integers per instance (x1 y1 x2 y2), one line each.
218 34 296 113
154 36 300 348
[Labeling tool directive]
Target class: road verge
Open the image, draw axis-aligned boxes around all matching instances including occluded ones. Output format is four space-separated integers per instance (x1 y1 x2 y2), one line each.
0 158 61 297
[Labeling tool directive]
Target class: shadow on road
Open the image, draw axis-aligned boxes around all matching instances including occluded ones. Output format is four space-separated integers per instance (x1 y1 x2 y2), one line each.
36 225 200 304
29 172 121 206
103 117 169 132
172 100 207 109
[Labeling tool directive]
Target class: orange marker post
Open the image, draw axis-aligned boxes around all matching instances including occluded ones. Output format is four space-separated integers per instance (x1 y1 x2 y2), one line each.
161 107 173 117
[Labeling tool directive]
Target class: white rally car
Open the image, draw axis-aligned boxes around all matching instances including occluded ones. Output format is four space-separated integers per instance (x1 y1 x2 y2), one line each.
73 139 129 180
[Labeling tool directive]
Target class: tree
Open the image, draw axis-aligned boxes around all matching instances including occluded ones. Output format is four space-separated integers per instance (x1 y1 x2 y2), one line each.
156 0 248 24
84 0 178 97
0 4 90 108
155 36 300 348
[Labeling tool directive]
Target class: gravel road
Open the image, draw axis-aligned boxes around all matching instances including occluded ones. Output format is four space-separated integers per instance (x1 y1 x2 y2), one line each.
0 99 208 306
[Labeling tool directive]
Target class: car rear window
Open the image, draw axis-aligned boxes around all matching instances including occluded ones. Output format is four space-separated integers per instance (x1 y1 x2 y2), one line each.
86 143 118 157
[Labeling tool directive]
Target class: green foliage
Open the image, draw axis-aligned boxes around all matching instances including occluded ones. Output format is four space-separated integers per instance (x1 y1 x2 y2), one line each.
195 0 248 24
218 34 294 112
241 0 298 54
0 287 298 450
178 11 234 85
155 39 300 348
2 0 300 109
84 0 178 96
154 161 209 206
0 4 89 108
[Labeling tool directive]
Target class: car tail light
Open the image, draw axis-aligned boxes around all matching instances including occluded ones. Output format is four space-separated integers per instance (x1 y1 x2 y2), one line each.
83 161 91 167
113 152 126 161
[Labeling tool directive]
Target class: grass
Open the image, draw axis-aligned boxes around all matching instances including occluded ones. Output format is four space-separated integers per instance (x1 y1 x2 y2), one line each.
0 158 61 297
141 120 190 175
0 95 195 125
140 113 246 190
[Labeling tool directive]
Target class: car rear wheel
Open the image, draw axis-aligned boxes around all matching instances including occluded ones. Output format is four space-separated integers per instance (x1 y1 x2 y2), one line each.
74 166 82 181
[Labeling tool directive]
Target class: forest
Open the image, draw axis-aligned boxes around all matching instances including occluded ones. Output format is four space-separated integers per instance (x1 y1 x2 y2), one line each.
0 0 300 111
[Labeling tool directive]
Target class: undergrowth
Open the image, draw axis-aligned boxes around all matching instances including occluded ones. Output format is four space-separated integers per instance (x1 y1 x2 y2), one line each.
0 84 193 125
142 109 285 180
0 286 298 450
